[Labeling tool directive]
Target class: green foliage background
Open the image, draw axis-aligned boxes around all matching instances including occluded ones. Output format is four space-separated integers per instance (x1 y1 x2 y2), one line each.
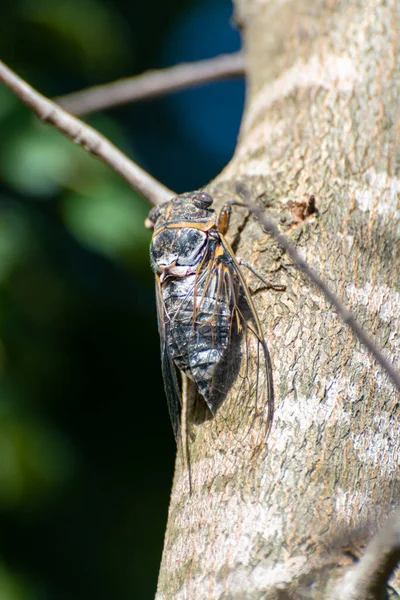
0 0 243 597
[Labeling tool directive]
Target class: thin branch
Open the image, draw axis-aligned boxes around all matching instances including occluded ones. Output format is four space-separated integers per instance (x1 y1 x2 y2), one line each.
2 59 398 392
329 508 400 599
56 52 245 116
248 203 400 393
0 60 173 206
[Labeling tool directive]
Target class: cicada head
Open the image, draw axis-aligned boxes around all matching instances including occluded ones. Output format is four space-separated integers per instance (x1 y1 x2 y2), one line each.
145 191 216 231
149 192 218 276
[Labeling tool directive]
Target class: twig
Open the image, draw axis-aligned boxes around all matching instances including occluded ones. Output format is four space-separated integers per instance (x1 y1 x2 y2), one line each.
0 60 173 206
248 203 400 393
56 52 245 116
2 58 399 392
329 507 400 599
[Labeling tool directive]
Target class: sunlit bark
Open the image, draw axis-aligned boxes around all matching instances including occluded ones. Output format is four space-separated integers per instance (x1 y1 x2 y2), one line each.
157 1 400 598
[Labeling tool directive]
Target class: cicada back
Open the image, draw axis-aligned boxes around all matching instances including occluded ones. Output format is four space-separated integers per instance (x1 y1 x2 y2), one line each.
147 191 273 463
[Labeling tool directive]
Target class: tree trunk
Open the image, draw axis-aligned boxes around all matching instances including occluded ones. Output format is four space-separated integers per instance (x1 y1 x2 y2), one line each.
156 1 400 598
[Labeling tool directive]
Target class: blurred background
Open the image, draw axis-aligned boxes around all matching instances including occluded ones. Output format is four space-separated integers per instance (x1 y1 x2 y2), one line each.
0 0 244 598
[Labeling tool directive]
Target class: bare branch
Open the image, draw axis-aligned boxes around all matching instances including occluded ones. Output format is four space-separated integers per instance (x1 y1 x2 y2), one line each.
329 508 400 599
0 60 174 206
248 203 400 393
56 52 245 116
2 59 398 392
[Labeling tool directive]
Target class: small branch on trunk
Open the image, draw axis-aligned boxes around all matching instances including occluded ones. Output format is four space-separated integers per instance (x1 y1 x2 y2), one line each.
2 59 399 393
329 508 400 600
248 202 400 393
55 52 245 116
0 60 173 206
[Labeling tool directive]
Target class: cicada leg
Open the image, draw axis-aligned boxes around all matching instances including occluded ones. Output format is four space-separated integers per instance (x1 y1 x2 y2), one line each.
217 203 232 235
237 258 286 292
217 200 248 235
218 203 286 292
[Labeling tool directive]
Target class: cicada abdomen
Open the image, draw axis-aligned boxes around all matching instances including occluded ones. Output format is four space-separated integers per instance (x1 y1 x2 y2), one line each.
147 191 273 466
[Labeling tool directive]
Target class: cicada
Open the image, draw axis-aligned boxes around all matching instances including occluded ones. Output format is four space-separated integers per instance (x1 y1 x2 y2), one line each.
146 191 274 469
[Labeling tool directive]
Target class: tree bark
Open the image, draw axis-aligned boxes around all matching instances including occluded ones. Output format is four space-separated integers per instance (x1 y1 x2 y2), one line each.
156 1 400 598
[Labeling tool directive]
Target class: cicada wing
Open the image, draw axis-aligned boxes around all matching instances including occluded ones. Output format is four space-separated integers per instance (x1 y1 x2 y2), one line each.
155 235 274 459
155 276 181 442
186 258 238 413
194 237 274 460
221 234 274 436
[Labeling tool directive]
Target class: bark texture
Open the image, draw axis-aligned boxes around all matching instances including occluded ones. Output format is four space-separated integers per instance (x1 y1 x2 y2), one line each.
157 1 400 598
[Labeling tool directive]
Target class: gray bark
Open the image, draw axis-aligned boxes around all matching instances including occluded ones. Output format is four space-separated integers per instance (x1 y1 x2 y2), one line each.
157 0 400 598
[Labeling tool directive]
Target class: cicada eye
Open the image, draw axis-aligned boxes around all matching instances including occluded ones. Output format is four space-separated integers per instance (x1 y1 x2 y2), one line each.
144 205 160 230
193 192 213 209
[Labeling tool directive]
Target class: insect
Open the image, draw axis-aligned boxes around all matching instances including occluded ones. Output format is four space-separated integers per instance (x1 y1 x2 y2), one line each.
146 190 274 474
